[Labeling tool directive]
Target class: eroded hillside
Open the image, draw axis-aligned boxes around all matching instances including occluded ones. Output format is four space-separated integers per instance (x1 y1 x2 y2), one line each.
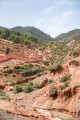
0 29 80 120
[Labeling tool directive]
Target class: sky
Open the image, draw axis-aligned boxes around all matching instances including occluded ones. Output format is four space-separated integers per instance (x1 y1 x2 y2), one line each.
0 0 80 37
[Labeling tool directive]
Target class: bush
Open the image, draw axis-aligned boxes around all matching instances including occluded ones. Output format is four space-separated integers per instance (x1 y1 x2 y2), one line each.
48 79 54 84
4 69 13 74
59 85 66 90
13 74 16 77
4 73 8 76
14 84 23 93
49 86 58 98
65 81 70 87
43 61 49 66
34 83 39 90
25 63 34 67
6 47 10 54
48 63 61 72
0 89 11 101
69 60 79 66
14 66 23 69
60 75 71 83
3 65 9 69
59 82 69 90
37 72 43 77
24 82 34 93
21 68 41 76
28 80 33 86
73 51 79 57
13 66 24 73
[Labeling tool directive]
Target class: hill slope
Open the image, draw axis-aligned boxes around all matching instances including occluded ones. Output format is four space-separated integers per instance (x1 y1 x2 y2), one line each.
11 26 54 41
55 29 80 41
0 26 8 30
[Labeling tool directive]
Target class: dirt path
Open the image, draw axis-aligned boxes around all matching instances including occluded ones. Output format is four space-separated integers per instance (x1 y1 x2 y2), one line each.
0 109 30 120
0 99 61 120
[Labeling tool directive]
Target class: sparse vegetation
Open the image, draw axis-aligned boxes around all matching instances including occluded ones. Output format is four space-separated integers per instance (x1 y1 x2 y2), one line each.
69 60 79 66
4 69 13 74
21 68 40 76
48 79 54 84
60 75 71 83
49 86 58 98
13 81 40 94
48 63 61 72
59 82 69 90
24 81 34 93
0 89 11 101
14 84 23 93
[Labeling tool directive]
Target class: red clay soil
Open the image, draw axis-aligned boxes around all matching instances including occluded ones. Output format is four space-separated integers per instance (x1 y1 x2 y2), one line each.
0 99 58 120
0 53 43 63
14 82 80 118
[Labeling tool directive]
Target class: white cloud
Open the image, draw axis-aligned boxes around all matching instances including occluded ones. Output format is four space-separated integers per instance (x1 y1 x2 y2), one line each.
43 6 53 14
35 9 77 37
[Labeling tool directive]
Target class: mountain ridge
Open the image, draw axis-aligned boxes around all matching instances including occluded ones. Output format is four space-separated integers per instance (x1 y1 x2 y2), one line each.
11 26 54 41
0 26 80 41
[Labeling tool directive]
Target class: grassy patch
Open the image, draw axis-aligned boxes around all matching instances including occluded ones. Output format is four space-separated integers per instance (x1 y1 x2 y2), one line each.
0 89 11 101
60 75 71 83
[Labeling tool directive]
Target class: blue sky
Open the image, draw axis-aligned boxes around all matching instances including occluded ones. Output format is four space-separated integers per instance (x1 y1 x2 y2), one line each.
0 0 80 37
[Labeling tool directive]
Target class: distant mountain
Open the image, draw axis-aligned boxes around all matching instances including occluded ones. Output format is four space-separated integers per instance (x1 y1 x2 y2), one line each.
55 29 80 41
0 26 80 42
11 26 54 41
0 26 8 30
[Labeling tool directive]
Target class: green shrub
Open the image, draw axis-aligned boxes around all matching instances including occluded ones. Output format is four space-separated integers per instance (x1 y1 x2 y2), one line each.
60 75 71 83
69 60 79 66
65 81 70 87
14 84 23 93
34 83 39 90
14 66 23 69
25 63 34 67
37 72 43 77
59 82 69 90
4 73 8 76
48 63 61 72
21 68 41 76
13 74 16 77
59 85 66 90
4 69 13 74
13 66 24 73
6 47 10 54
28 80 33 86
43 61 49 66
0 89 11 101
73 51 79 57
24 83 34 93
49 86 58 98
48 79 54 84
3 66 9 69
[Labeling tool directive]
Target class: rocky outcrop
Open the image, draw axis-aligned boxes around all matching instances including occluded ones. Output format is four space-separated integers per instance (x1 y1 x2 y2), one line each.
58 85 80 101
39 78 48 89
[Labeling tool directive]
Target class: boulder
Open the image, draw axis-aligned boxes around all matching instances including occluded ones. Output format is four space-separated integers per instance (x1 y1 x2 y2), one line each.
39 78 48 89
8 86 14 91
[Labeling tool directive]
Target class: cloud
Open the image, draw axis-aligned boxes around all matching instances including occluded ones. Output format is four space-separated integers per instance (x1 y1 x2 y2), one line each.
35 9 77 38
43 6 53 14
